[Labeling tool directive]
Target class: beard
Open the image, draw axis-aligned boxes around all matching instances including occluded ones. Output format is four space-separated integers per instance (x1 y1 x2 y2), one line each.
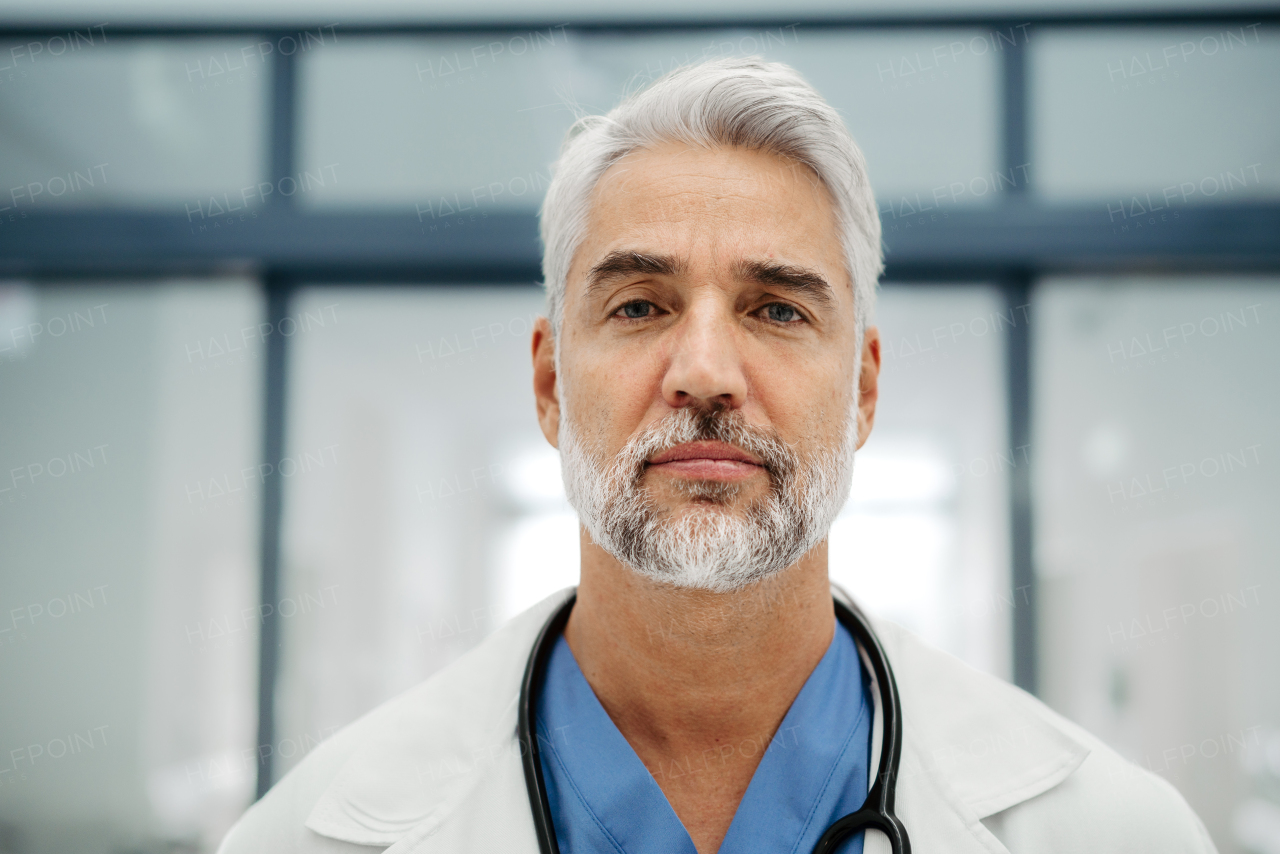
559 401 858 594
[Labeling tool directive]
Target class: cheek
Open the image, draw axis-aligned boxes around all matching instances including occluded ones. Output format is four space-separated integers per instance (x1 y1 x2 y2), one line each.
751 363 854 449
783 384 855 458
562 345 665 436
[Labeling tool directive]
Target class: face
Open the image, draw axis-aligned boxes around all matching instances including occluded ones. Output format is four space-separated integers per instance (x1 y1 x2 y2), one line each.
532 142 881 591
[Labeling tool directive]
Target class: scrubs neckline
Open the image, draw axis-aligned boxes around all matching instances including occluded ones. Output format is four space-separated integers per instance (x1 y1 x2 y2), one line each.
536 618 871 854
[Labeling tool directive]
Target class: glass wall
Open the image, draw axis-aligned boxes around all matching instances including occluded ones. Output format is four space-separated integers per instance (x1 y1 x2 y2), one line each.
1032 27 1280 201
0 40 266 209
830 285 1012 675
1036 276 1279 852
300 28 1000 212
272 286 548 778
0 280 262 853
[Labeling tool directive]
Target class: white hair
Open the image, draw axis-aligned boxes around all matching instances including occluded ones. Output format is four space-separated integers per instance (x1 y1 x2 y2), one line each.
539 55 883 341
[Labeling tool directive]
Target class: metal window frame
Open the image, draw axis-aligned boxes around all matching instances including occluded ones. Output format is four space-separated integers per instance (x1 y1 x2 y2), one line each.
2 9 1278 796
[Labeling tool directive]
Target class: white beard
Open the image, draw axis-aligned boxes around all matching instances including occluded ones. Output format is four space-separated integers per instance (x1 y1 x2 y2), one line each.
559 400 858 594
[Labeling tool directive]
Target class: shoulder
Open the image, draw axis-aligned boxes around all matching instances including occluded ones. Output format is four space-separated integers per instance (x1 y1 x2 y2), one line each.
217 591 570 854
215 718 379 854
215 669 466 854
983 710 1218 852
871 617 1216 853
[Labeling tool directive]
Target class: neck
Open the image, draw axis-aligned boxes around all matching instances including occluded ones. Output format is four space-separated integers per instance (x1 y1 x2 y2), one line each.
564 532 835 770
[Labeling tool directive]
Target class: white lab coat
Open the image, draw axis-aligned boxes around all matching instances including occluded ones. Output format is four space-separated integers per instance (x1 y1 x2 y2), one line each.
218 587 1217 854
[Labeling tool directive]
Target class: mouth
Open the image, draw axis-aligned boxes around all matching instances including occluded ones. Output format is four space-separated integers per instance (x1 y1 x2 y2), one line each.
645 440 765 482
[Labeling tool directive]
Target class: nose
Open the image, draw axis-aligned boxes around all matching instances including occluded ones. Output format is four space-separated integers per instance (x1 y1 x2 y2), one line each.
660 300 748 411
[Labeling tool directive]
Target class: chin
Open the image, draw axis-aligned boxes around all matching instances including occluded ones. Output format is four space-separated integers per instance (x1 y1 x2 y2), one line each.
663 477 757 505
657 492 772 532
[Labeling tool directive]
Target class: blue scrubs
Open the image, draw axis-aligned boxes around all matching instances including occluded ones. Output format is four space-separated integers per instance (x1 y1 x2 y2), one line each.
535 619 872 854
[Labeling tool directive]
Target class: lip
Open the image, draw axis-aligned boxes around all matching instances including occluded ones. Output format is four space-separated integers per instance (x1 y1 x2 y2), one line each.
648 441 762 466
646 441 764 482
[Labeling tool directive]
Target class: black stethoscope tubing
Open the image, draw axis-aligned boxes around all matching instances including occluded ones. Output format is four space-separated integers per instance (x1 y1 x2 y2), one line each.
517 590 912 854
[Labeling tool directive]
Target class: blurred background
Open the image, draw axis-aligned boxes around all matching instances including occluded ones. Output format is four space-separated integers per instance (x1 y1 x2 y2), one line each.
0 0 1277 852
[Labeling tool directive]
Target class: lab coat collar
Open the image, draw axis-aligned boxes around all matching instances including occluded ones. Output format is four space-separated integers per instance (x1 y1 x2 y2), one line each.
834 581 1090 854
305 587 1088 854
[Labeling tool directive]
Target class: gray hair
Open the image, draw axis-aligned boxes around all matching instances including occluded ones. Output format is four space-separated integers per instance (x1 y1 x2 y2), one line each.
538 56 883 342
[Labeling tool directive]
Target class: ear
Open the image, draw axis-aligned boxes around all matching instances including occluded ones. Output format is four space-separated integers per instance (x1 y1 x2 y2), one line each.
532 316 561 448
855 326 881 450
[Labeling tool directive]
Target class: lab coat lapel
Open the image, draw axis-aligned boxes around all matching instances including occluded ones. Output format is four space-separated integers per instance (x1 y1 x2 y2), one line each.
840 587 1089 854
856 618 1007 854
382 751 538 854
304 590 569 853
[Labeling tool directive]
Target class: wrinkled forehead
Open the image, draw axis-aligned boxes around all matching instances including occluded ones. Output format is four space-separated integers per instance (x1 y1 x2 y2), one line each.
566 143 852 301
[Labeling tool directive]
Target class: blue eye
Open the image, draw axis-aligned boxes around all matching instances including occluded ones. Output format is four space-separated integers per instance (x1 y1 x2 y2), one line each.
763 303 801 323
618 301 653 319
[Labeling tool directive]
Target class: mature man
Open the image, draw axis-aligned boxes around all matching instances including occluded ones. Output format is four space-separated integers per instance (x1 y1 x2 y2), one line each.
220 58 1215 854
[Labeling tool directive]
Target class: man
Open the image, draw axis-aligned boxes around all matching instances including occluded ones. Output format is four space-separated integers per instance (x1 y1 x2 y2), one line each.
219 57 1215 854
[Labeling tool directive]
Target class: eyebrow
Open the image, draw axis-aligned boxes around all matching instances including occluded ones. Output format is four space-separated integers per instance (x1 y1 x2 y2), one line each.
583 251 834 310
585 251 687 299
734 259 835 309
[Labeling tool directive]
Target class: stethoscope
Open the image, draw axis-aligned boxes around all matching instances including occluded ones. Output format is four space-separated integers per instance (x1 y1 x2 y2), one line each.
518 590 912 854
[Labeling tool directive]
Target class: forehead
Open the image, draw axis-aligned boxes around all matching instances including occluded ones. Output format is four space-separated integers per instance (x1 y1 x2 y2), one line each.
571 142 849 289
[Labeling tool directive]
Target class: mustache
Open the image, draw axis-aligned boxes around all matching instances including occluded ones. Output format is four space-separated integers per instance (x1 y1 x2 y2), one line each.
616 407 798 486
